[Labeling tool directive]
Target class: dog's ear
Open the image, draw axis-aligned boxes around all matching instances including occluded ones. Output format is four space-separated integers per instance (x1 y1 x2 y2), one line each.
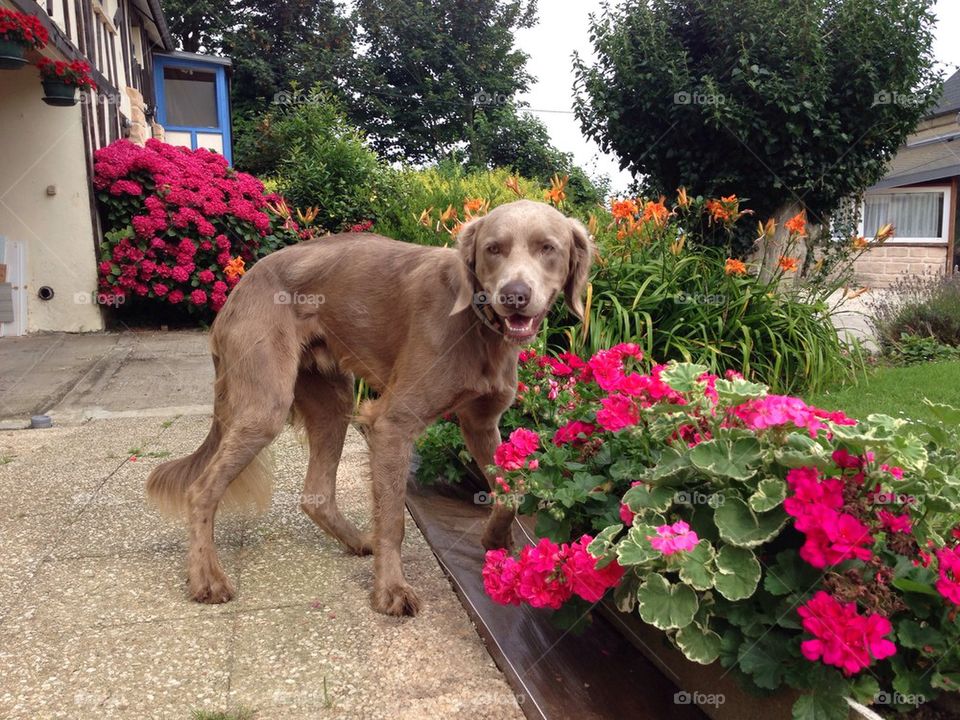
450 217 483 315
564 218 594 320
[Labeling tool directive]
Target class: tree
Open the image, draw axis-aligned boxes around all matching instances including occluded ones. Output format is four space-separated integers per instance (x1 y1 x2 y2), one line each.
161 0 356 110
469 105 608 207
573 0 942 250
349 0 538 163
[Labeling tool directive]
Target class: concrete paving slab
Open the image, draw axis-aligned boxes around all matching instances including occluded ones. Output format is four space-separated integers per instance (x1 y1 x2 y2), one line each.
0 331 524 720
5 550 242 633
0 615 232 719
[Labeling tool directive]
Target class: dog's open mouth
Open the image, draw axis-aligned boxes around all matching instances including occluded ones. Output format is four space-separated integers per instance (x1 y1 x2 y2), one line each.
501 312 544 343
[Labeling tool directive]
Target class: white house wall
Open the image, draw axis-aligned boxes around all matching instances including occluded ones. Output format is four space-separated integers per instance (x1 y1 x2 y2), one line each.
0 68 103 332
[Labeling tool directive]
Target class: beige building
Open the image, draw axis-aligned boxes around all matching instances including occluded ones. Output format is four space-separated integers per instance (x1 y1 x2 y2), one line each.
854 70 960 287
0 0 231 336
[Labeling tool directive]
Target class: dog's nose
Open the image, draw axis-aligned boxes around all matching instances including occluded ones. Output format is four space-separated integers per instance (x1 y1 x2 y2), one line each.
499 280 531 310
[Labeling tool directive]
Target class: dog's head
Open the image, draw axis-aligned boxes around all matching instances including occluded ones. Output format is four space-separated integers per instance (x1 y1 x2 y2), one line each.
451 200 594 344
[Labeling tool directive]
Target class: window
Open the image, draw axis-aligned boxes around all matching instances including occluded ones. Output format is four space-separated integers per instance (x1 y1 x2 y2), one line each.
861 188 950 244
162 66 218 128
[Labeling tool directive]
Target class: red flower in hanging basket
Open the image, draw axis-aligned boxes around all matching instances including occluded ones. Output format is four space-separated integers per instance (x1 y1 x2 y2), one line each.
37 57 96 90
0 8 49 49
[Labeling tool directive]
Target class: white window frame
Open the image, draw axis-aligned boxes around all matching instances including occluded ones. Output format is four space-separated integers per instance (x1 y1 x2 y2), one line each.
858 185 952 245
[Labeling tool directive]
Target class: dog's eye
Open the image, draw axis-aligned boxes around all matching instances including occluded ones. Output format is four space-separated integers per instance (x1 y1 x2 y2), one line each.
541 243 556 254
486 244 501 255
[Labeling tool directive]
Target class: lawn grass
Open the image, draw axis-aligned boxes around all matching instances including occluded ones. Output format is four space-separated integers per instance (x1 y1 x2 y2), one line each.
806 360 960 423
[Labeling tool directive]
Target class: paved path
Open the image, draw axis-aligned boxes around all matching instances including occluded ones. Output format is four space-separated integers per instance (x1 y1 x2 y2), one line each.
0 331 523 720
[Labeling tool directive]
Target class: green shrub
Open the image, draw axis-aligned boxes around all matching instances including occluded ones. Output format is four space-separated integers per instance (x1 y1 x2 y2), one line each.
235 88 399 233
372 162 545 246
869 273 960 354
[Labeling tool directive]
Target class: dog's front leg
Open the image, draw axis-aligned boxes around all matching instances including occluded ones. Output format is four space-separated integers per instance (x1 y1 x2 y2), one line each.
366 411 422 617
459 399 516 552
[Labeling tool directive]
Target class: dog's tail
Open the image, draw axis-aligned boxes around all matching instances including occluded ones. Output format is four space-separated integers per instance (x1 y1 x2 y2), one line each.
146 419 273 519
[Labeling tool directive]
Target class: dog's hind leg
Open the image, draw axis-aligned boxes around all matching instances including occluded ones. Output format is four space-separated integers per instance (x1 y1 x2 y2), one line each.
186 343 298 604
294 369 373 556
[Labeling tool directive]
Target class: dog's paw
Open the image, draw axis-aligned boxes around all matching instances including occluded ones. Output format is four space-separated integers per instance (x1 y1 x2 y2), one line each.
346 532 374 557
370 583 421 617
481 530 515 553
189 573 236 604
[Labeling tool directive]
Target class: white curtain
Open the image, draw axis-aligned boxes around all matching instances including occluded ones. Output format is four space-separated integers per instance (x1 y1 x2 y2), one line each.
863 191 944 239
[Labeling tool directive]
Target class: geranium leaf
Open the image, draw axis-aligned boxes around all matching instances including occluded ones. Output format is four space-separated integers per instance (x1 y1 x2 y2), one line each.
715 377 768 404
689 437 762 481
660 362 709 393
675 622 722 664
616 525 659 566
714 545 761 601
636 572 698 630
623 483 674 513
679 539 716 591
749 478 787 512
714 497 788 548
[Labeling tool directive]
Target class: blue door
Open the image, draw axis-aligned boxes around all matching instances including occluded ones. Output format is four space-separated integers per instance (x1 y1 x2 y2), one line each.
153 54 232 164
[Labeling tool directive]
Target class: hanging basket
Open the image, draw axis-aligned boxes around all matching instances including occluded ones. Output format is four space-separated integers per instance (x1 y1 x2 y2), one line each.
41 79 79 107
0 38 28 70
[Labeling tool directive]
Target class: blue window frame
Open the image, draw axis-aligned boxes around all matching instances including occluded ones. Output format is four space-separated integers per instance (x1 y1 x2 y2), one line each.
153 55 232 164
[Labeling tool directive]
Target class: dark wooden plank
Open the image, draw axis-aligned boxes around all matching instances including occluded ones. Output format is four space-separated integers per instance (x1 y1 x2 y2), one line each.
61 0 70 42
117 0 130 90
80 100 104 256
404 477 707 720
46 0 53 16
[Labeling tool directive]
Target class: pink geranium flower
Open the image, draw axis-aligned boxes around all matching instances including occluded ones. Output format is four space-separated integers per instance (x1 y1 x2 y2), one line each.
596 394 639 431
798 591 896 675
493 428 540 471
936 546 960 605
648 521 699 555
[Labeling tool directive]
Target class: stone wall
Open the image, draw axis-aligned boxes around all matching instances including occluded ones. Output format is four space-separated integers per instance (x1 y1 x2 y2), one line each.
852 245 947 287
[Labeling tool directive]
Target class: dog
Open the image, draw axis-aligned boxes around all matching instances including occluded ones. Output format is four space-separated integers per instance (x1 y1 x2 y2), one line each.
146 199 593 616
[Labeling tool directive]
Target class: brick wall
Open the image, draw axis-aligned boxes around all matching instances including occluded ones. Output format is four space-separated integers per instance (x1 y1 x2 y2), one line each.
852 245 947 287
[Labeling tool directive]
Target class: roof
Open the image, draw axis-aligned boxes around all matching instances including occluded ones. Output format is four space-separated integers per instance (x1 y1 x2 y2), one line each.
129 0 174 50
931 69 960 117
870 135 960 189
154 51 233 68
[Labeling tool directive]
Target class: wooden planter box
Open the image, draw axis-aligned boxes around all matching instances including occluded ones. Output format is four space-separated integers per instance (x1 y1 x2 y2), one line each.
597 600 883 720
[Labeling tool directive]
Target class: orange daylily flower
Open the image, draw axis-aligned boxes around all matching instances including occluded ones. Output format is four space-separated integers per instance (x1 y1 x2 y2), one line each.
505 175 524 198
706 199 732 223
417 207 434 227
676 186 689 209
852 236 869 250
874 223 895 243
439 204 459 224
296 206 320 225
784 211 807 236
670 235 686 255
778 256 799 273
642 196 670 226
544 174 568 206
224 256 246 280
725 258 747 276
464 197 487 215
266 199 292 219
611 198 638 221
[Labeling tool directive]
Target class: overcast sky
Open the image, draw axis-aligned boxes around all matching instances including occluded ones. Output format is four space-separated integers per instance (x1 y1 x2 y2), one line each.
514 0 960 195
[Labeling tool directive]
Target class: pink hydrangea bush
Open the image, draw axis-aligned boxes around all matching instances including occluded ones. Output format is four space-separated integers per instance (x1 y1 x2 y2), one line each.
93 139 305 316
476 347 960 715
